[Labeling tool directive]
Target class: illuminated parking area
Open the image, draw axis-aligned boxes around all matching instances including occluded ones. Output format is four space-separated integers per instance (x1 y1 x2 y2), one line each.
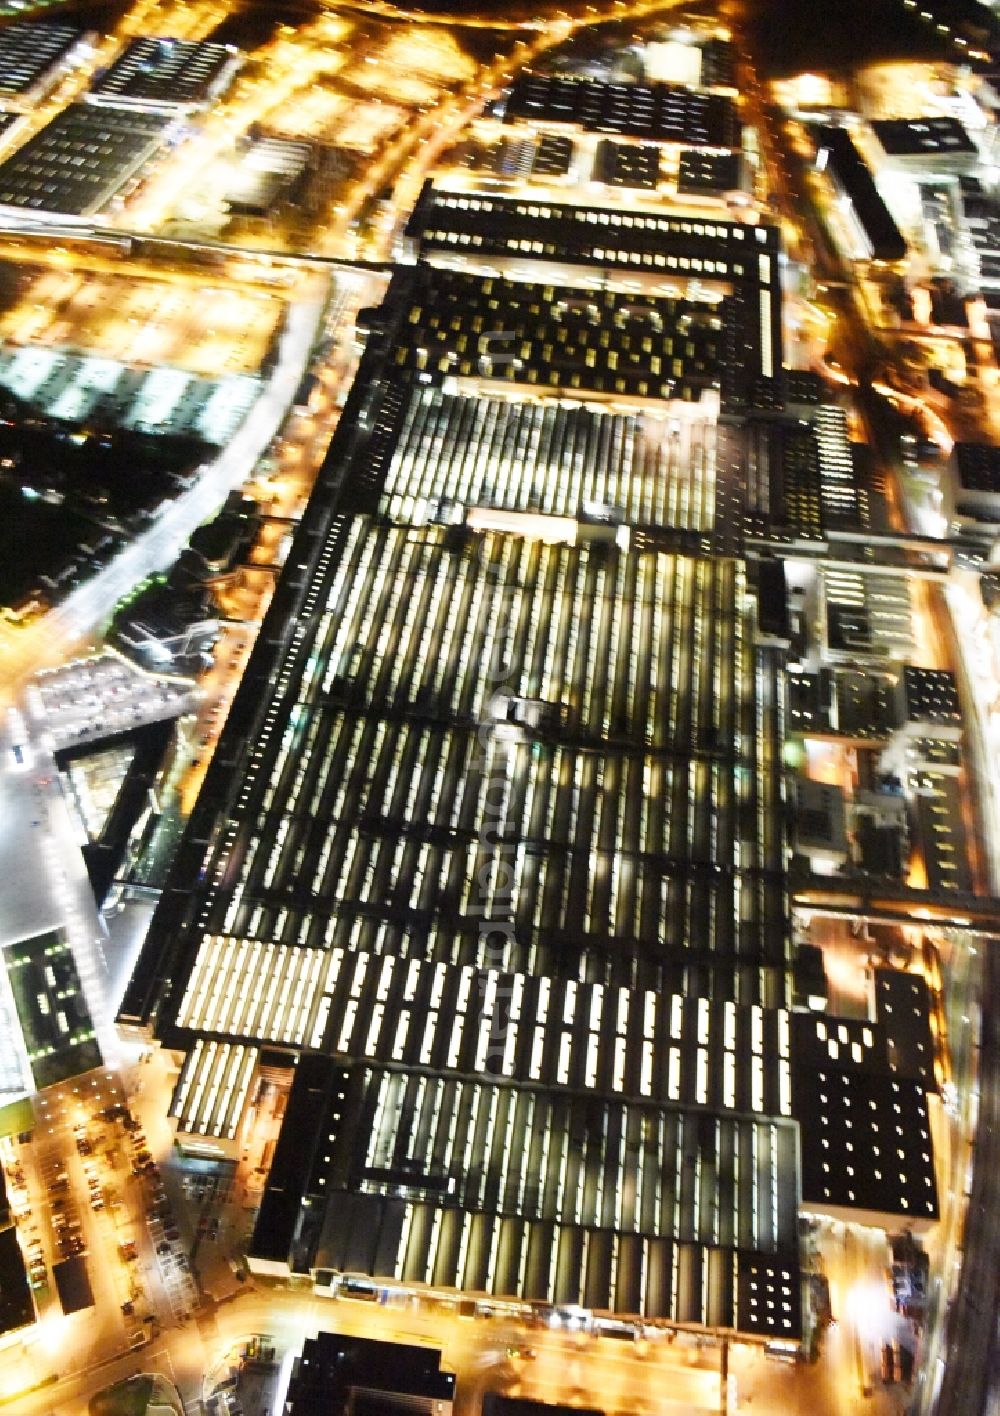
0 268 284 379
31 650 195 751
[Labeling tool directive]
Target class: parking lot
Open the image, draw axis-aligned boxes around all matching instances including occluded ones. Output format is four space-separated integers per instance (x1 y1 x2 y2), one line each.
30 650 197 752
0 264 285 380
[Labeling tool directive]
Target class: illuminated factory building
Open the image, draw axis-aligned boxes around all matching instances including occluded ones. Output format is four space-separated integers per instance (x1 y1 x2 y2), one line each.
116 174 947 1340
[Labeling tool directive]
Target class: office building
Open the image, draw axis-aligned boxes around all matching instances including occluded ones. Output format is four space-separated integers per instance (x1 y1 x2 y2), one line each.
871 116 978 172
815 127 907 264
942 440 1000 534
283 1332 454 1416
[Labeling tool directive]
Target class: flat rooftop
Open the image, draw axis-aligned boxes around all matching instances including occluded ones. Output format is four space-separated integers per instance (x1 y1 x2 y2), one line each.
504 72 738 148
484 1401 603 1416
0 1227 33 1334
286 1331 454 1416
0 20 81 98
2 929 101 1089
386 266 743 407
405 187 779 284
89 36 236 109
900 664 961 724
794 1066 937 1223
373 384 726 542
0 102 171 217
677 148 741 194
815 126 907 263
956 441 1000 495
224 136 311 215
52 1253 94 1314
402 191 783 399
593 138 661 189
872 116 976 158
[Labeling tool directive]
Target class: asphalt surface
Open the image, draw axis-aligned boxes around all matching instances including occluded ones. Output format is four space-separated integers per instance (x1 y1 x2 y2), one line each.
0 279 330 690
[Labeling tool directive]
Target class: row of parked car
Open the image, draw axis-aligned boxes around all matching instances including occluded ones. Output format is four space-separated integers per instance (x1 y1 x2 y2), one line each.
43 1157 85 1261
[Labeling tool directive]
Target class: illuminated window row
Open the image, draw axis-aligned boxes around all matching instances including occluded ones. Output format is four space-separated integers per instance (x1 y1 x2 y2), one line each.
299 529 739 752
213 544 747 945
169 1038 257 1141
355 1068 797 1257
187 943 794 1116
175 934 324 1044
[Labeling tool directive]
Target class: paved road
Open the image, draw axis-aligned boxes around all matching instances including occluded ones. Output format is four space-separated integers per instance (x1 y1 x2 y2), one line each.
927 936 1000 1416
0 1278 726 1416
0 724 120 1065
0 279 332 1063
0 279 331 695
918 589 1000 1416
751 73 1000 1416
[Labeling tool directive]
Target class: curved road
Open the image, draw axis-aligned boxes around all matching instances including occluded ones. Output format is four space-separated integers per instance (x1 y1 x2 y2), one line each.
0 280 331 697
